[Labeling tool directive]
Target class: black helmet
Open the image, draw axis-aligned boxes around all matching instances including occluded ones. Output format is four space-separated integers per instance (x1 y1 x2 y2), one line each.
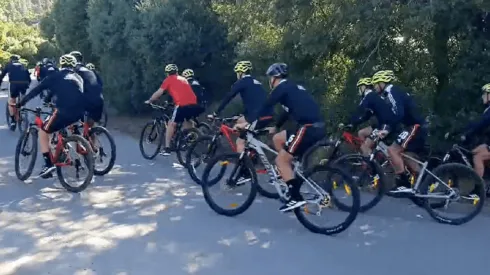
10 55 20 62
42 57 52 65
69 51 83 62
266 63 288 78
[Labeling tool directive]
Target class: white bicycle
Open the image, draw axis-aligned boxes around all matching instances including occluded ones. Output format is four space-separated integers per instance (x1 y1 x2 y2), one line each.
200 121 360 235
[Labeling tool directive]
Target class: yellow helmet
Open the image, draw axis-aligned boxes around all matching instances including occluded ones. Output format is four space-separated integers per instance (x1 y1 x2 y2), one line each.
182 69 194 78
482 83 490 93
356 77 372 87
372 70 395 84
234 61 252 73
59 54 77 68
165 64 178 73
86 63 95 70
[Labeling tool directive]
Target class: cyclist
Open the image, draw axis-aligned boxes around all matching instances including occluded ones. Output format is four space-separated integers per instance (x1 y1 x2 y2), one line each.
238 63 326 212
86 63 95 70
355 77 377 154
209 61 274 153
445 83 490 178
39 58 59 100
70 51 104 124
145 64 199 156
371 70 427 194
0 55 31 130
35 61 42 81
69 51 84 70
17 54 85 178
85 62 103 86
182 68 206 116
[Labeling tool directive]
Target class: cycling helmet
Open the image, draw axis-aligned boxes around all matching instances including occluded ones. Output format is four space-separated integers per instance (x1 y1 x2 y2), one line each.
234 61 252 73
266 63 288 78
182 69 194 78
86 63 95 70
371 70 395 84
10 55 20 61
69 51 83 62
482 83 490 93
59 54 77 68
165 64 178 73
356 77 372 87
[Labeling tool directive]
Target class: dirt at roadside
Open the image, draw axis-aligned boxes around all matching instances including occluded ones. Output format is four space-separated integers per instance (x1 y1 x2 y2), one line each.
107 114 151 139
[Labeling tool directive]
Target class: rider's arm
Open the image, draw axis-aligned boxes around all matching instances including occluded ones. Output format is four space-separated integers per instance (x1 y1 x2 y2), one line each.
247 85 285 124
19 75 54 106
349 95 373 127
215 81 242 115
462 110 490 138
148 79 168 102
0 64 9 82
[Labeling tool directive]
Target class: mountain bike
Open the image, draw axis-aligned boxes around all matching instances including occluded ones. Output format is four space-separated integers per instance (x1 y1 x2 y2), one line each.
14 106 95 193
70 112 116 176
200 122 360 235
138 102 201 166
334 134 485 225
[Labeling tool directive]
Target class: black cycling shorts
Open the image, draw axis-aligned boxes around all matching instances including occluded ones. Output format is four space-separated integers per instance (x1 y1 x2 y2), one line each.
85 103 104 122
171 105 200 123
255 116 274 129
393 124 427 153
42 109 82 134
284 124 326 157
9 84 28 99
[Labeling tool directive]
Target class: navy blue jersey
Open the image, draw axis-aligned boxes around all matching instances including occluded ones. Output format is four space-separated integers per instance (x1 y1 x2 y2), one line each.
0 61 30 85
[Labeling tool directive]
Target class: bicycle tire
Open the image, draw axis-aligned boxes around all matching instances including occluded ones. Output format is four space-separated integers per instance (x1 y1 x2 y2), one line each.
332 154 386 212
139 121 163 160
176 128 201 167
197 122 211 136
90 126 117 176
17 110 28 133
56 135 95 193
201 152 258 216
419 163 485 225
14 127 38 181
5 102 9 125
294 165 360 235
100 106 108 127
185 135 225 185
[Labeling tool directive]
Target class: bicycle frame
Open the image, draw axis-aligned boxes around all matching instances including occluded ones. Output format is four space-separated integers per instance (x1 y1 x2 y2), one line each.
373 140 453 199
239 123 328 203
212 123 237 152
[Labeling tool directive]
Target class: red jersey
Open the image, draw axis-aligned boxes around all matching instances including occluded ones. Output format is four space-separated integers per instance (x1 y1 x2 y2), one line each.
160 75 197 106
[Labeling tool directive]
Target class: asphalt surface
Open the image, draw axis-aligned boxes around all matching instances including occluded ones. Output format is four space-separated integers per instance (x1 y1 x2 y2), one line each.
0 81 489 275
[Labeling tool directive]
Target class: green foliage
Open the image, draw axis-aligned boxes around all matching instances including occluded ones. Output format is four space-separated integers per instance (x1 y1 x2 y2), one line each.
33 0 490 151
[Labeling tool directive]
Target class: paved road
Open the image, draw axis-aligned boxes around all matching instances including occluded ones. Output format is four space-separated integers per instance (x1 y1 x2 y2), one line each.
0 87 489 275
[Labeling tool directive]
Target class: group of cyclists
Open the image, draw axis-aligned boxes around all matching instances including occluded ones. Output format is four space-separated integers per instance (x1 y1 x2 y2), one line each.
1 52 104 179
3 51 490 214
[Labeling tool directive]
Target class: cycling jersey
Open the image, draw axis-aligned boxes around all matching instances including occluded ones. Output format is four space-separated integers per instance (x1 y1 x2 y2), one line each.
0 61 31 85
381 85 425 126
349 90 399 129
39 64 58 80
187 78 206 106
460 106 490 140
216 75 274 121
75 65 104 105
160 75 197 106
20 69 85 117
250 79 322 127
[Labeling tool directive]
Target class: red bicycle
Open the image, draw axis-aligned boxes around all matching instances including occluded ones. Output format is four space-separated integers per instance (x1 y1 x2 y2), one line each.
184 116 267 186
14 106 95 192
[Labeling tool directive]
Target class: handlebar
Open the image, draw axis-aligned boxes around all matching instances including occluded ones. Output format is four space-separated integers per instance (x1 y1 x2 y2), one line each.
207 115 241 123
146 102 172 110
20 106 53 116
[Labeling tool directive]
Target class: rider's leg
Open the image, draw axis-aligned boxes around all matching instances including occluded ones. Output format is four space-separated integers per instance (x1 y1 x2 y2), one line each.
358 126 373 141
39 110 65 177
272 130 287 152
472 144 490 178
235 116 247 153
360 138 374 156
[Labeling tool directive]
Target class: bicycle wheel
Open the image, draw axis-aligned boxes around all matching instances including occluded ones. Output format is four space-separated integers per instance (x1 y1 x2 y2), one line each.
14 127 38 181
100 106 108 127
56 135 95 193
301 140 339 170
294 165 360 235
176 128 200 166
17 109 28 133
419 163 485 225
139 121 164 160
185 135 225 185
201 153 258 216
197 122 211 136
89 126 116 176
332 154 386 212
